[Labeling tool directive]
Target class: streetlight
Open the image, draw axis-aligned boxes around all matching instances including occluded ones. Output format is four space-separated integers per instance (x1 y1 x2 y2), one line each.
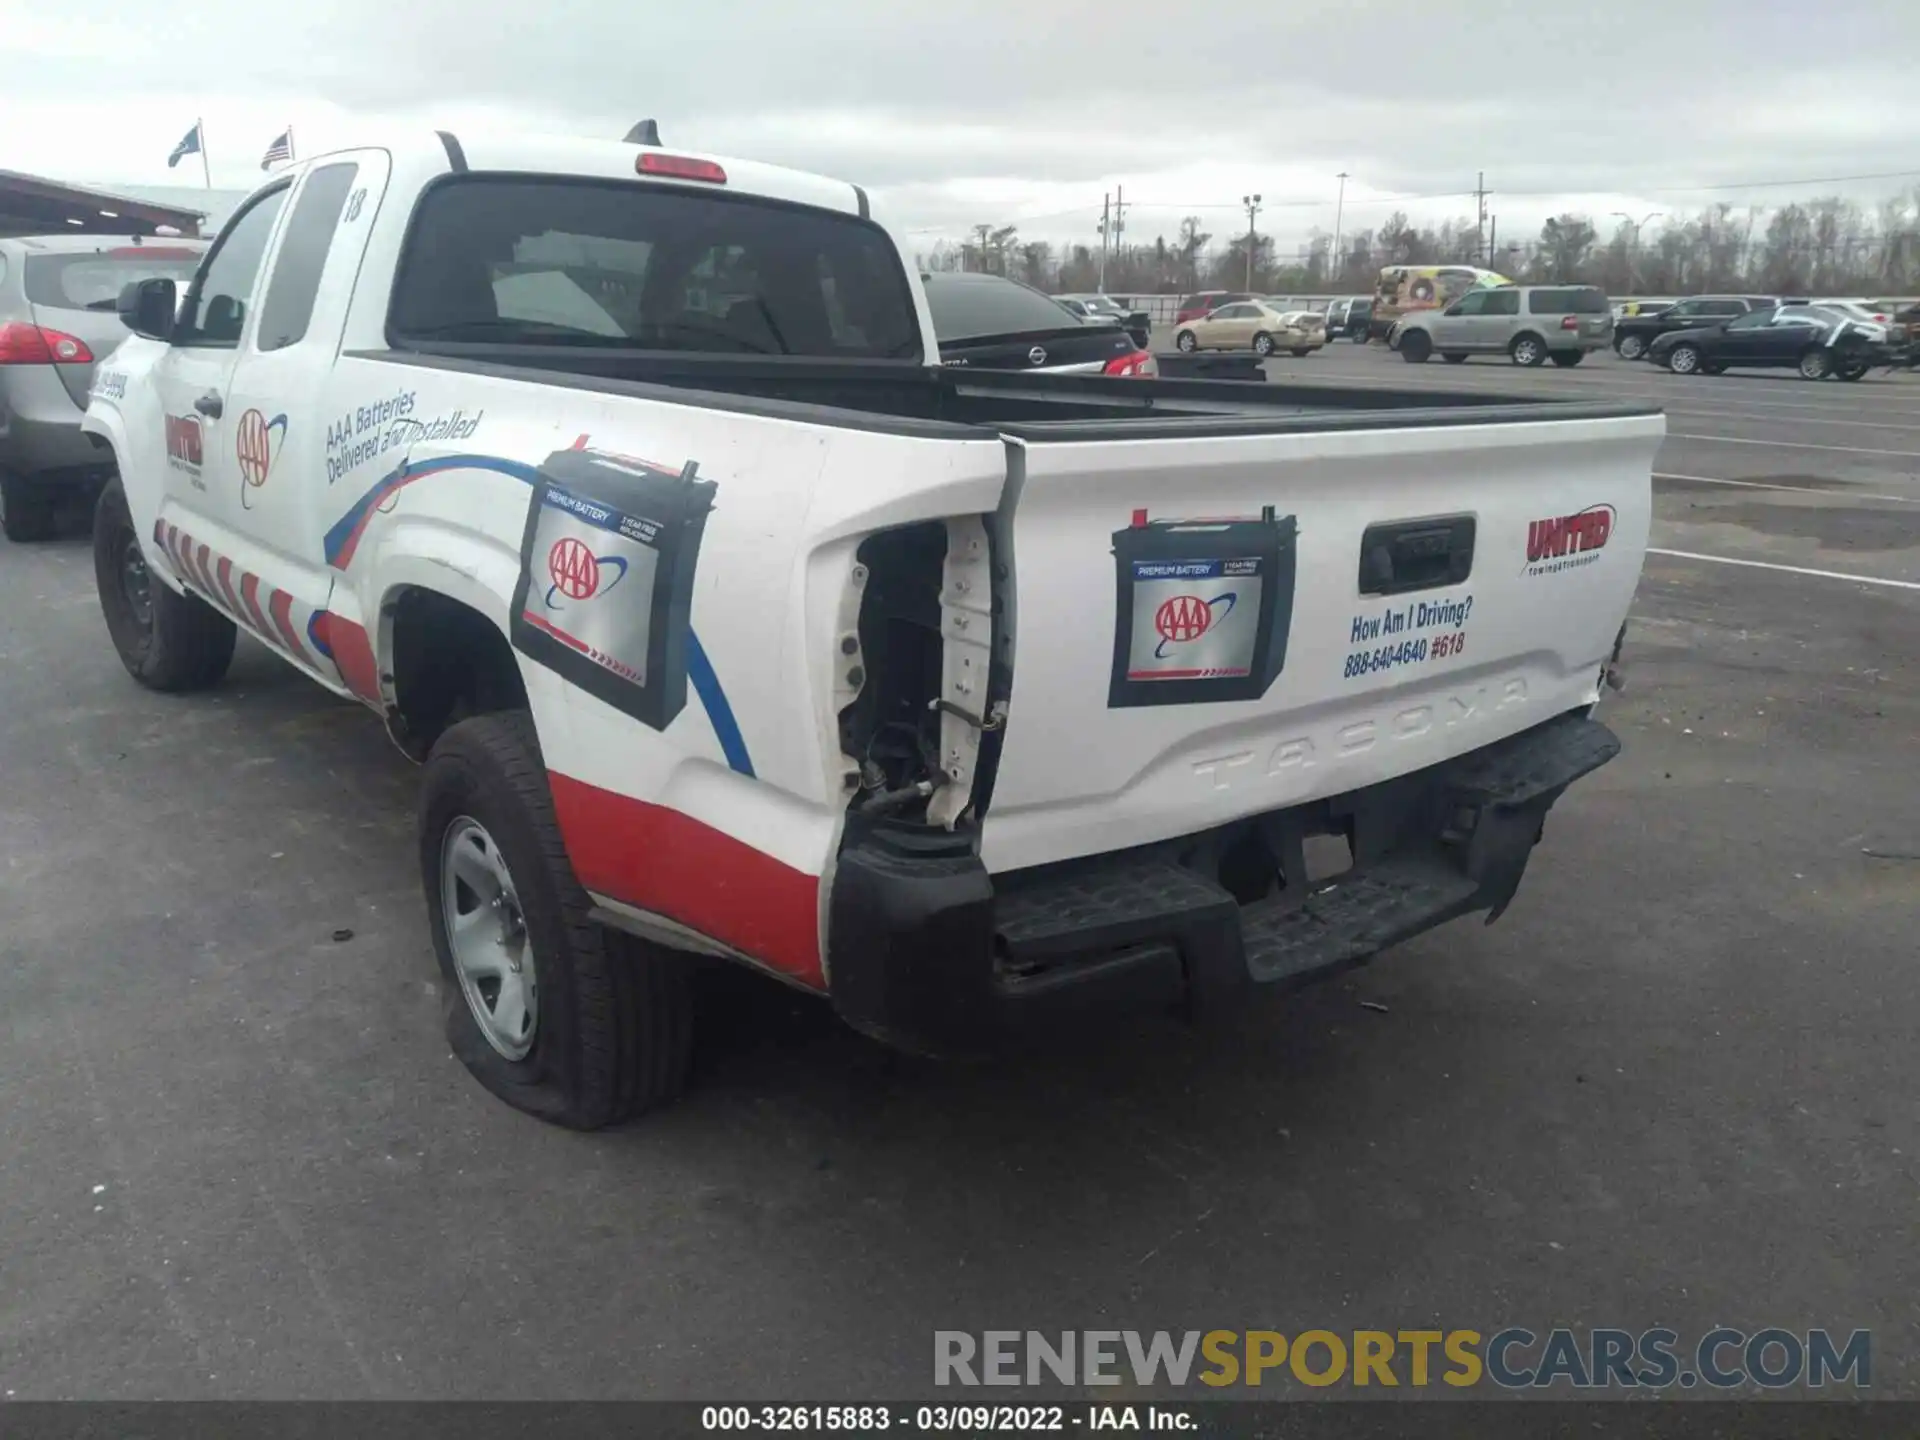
1612 210 1662 292
1242 193 1262 291
1333 172 1350 284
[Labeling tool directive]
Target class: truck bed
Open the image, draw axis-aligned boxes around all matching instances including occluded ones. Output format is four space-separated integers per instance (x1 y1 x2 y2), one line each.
362 345 1660 437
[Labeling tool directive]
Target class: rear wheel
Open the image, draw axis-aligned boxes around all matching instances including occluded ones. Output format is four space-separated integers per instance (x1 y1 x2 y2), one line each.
1617 333 1647 361
1798 348 1832 381
1665 343 1702 375
1252 332 1274 357
1442 352 1468 364
1289 346 1311 357
1399 330 1432 363
93 478 236 692
1175 330 1198 353
1836 360 1868 381
421 711 694 1129
1551 351 1584 367
1510 335 1548 367
0 472 58 543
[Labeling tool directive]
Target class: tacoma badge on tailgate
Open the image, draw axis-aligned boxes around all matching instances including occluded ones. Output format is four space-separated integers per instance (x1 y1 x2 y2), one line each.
1107 506 1298 708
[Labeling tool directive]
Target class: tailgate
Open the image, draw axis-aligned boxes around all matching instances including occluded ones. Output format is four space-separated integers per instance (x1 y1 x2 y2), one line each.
980 411 1663 873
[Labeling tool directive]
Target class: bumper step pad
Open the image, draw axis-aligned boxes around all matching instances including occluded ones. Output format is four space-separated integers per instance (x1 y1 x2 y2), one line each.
1240 858 1482 985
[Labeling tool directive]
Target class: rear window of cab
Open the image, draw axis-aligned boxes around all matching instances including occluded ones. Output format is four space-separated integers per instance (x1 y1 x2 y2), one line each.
388 176 923 361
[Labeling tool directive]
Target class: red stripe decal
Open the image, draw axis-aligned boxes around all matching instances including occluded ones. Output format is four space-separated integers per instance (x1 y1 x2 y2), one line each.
321 613 382 704
547 772 823 990
193 543 217 595
214 556 242 613
239 572 275 642
267 589 306 662
521 609 591 654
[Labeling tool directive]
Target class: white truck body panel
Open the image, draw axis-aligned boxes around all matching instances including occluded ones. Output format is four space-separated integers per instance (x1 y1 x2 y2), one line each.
83 127 1661 1015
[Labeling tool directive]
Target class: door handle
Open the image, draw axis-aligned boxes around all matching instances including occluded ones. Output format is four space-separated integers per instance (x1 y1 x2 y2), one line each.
194 393 223 419
1358 515 1477 596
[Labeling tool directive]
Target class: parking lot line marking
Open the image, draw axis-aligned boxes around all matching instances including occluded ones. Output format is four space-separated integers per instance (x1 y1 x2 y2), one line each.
1654 471 1920 504
1666 433 1920 458
1648 548 1920 591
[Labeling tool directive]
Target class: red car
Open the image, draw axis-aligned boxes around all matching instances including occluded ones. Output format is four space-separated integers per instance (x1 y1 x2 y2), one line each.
1174 290 1252 324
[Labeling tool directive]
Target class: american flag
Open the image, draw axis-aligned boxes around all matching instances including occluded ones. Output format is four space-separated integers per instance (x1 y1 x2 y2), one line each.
260 129 294 169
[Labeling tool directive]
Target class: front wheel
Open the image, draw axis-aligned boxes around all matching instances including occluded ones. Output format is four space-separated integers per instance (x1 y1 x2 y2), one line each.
1551 351 1585 368
1399 330 1432 363
1617 334 1647 361
0 472 58 543
1665 343 1702 375
1175 330 1198 353
1510 335 1548 367
93 478 236 691
1798 348 1833 381
1252 332 1274 356
420 711 693 1129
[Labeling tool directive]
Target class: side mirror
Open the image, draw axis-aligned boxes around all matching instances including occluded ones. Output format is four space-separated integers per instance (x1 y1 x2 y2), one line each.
119 277 177 341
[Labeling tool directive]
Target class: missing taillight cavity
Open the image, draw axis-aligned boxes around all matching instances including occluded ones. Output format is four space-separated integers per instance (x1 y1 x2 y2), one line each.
838 523 948 823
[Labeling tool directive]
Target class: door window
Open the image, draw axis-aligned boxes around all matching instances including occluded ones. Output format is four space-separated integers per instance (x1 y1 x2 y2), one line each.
1482 290 1520 316
1447 292 1489 317
173 185 291 347
255 163 359 352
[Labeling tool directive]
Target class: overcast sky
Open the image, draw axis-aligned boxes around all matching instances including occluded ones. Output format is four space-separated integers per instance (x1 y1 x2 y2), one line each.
5 0 1917 257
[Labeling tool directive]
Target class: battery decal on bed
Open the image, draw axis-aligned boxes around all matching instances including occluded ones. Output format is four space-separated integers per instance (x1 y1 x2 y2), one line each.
510 446 717 732
1108 507 1298 708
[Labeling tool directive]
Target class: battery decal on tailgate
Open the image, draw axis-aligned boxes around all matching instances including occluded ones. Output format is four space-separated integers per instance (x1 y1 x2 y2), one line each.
1108 507 1298 708
510 446 717 733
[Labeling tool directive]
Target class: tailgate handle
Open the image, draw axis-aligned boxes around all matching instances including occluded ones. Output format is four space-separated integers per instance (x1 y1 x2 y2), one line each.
1358 515 1475 597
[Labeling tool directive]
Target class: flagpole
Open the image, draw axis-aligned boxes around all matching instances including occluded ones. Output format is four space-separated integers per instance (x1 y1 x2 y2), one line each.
198 116 211 190
288 126 296 163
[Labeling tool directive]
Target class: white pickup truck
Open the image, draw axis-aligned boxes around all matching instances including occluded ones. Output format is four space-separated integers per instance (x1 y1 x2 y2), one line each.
83 126 1659 1128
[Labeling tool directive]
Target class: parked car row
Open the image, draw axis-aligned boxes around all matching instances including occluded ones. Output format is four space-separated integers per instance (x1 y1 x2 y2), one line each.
1611 292 1912 378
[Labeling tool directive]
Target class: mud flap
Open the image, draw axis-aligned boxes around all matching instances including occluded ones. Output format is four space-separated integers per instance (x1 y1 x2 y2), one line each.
509 445 716 732
1107 507 1298 708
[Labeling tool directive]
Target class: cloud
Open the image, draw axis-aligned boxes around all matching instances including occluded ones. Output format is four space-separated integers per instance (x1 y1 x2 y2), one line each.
3 0 1917 251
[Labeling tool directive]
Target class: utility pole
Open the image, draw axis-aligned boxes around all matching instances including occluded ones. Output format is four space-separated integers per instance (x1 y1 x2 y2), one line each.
1097 193 1110 292
1473 171 1489 267
1333 171 1350 285
1242 193 1263 291
1106 185 1126 294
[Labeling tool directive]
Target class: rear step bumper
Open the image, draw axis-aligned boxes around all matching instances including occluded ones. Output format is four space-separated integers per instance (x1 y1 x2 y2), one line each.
826 712 1620 1054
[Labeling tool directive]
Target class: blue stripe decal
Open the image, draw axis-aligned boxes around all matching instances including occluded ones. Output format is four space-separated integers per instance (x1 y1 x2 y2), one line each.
326 450 753 778
686 630 755 778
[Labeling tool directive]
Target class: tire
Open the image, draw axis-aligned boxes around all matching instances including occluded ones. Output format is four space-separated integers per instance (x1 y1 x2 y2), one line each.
1551 351 1584 367
1175 330 1198 353
1510 334 1548 367
1665 343 1702 375
0 471 58 543
420 711 693 1129
1352 331 1368 343
1702 361 1728 376
1252 332 1274 357
1289 347 1311 357
93 478 236 692
1837 361 1867 382
1399 330 1432 363
1442 352 1468 364
1798 348 1832 381
1617 334 1647 361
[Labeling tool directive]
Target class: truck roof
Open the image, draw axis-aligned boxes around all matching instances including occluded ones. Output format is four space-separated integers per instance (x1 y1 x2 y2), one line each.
242 130 872 226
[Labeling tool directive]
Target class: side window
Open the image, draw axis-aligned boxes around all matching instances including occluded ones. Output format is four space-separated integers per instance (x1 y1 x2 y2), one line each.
1667 302 1698 318
254 163 359 352
1483 291 1519 316
175 186 290 347
1707 301 1743 317
1449 292 1488 317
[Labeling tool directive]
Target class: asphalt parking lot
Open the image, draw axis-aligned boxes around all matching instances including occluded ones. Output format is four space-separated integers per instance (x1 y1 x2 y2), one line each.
2 345 1916 1403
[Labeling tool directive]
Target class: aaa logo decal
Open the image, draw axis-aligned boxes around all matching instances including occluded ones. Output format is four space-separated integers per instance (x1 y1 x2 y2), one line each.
236 409 289 508
1152 592 1236 657
544 536 627 608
